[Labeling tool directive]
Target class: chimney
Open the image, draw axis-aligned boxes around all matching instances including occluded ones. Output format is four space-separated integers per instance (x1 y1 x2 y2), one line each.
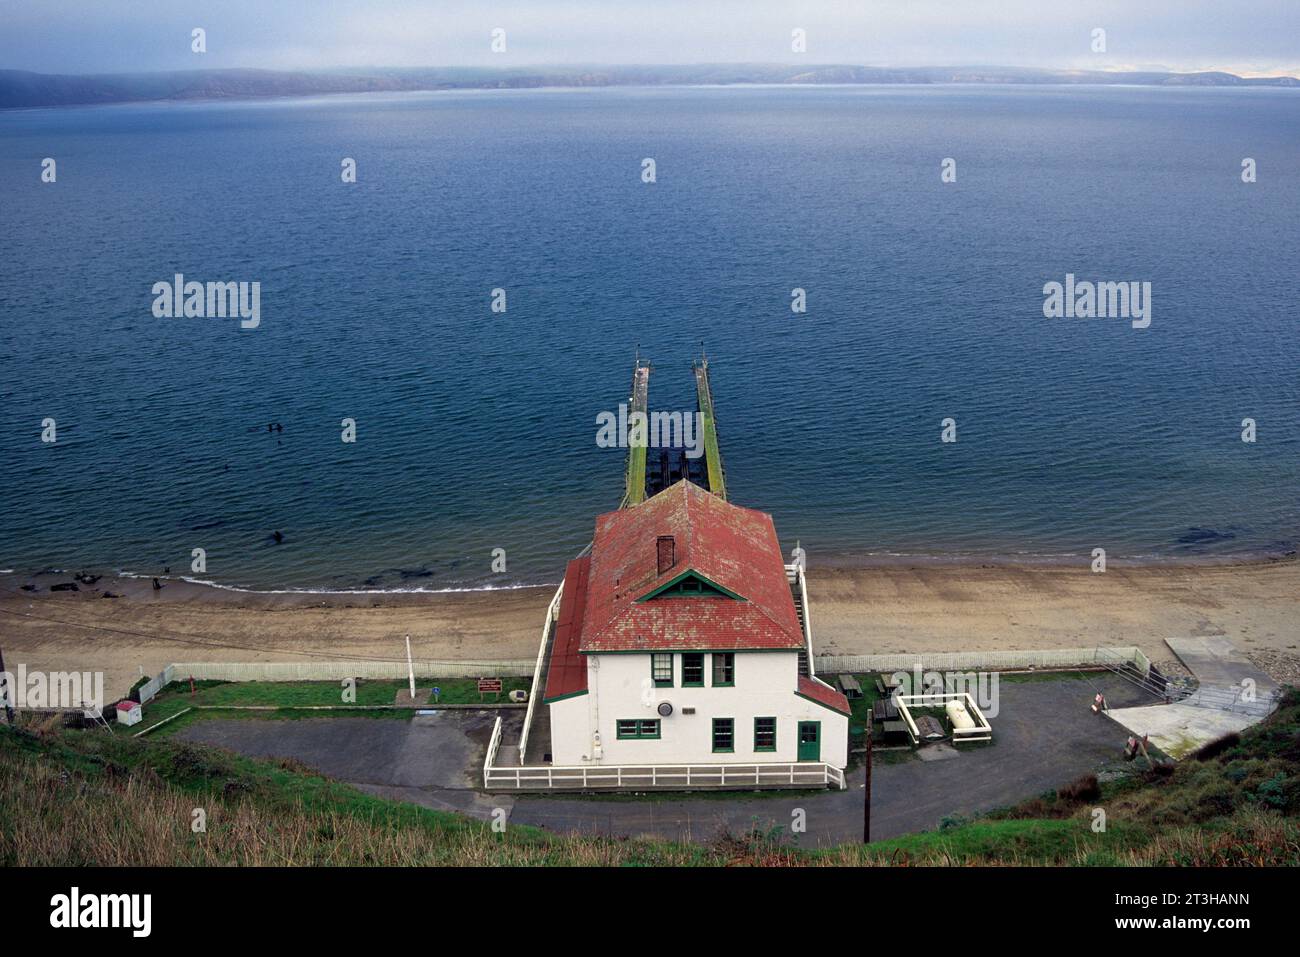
656 535 676 576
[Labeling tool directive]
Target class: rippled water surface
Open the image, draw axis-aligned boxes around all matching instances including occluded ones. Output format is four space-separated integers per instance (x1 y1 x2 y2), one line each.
1 85 1298 588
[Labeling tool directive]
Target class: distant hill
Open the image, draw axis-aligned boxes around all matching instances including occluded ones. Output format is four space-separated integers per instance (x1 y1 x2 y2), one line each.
1 64 1297 110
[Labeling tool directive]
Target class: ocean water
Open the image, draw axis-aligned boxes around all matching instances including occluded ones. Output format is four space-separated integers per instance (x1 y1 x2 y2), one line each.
1 85 1298 590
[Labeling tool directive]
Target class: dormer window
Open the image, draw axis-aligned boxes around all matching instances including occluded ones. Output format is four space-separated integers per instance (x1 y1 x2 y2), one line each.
637 570 741 601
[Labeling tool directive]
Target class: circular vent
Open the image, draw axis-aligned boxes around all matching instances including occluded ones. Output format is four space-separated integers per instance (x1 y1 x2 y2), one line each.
657 701 674 718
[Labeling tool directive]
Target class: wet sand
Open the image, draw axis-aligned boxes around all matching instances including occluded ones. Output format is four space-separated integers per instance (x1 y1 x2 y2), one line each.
2 559 1299 698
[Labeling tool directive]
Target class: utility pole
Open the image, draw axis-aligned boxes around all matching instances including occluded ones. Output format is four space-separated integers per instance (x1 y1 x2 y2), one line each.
0 642 14 725
405 635 416 701
863 710 873 844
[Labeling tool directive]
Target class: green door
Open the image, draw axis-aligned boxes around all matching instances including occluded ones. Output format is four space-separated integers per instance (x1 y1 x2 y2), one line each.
797 721 820 761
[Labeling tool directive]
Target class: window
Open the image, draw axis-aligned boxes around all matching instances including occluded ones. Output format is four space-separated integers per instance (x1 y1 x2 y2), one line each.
754 717 777 752
712 653 735 687
651 653 673 688
712 717 734 753
616 719 661 740
682 653 705 686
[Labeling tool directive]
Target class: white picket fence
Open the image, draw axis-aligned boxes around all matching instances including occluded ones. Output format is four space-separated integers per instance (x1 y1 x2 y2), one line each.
814 646 1149 676
135 665 174 705
166 660 534 682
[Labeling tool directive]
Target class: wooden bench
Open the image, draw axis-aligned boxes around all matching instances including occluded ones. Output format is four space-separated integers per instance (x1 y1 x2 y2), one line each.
837 674 863 699
880 719 910 744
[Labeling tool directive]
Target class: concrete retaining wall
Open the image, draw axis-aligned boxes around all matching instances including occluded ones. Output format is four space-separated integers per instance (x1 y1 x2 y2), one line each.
159 647 1144 688
814 646 1146 675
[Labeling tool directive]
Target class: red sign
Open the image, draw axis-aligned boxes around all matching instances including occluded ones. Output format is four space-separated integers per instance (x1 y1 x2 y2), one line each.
478 678 502 693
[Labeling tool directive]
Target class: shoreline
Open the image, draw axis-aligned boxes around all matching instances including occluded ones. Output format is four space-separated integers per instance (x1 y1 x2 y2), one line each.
3 557 1299 699
3 544 1295 603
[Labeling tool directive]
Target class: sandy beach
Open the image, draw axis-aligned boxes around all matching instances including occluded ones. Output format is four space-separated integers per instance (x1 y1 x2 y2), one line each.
2 559 1299 698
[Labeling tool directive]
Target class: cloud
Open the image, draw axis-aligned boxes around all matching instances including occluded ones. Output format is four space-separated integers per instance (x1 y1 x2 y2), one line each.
1 0 1296 76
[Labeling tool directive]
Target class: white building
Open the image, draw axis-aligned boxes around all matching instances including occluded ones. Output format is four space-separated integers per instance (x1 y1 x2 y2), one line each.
539 479 849 784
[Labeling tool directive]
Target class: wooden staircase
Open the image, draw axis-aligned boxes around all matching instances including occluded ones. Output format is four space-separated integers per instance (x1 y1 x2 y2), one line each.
787 565 811 677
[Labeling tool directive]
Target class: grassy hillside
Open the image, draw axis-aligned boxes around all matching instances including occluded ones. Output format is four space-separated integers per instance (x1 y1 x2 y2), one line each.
3 689 1298 866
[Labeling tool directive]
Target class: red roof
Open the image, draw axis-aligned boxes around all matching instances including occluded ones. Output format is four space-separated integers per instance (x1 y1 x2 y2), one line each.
578 480 804 653
797 676 852 716
116 700 139 711
542 557 591 702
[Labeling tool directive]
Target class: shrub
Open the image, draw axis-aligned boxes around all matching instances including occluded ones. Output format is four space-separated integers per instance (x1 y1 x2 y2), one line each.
1191 732 1240 762
1057 774 1101 803
1251 773 1288 810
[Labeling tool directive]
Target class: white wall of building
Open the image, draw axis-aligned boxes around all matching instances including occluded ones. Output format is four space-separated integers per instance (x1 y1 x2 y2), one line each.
547 650 847 769
548 692 592 766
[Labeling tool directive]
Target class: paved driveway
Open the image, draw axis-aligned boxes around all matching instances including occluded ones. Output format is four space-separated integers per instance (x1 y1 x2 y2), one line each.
176 710 517 818
509 674 1148 845
175 674 1149 846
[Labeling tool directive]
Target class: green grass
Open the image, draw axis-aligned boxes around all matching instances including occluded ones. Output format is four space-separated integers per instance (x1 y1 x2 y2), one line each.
845 675 883 729
851 817 1147 864
118 677 530 736
0 719 718 866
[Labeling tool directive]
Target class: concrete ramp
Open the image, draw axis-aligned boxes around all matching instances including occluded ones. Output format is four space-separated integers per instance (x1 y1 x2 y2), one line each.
1104 703 1260 759
1165 636 1280 712
1107 636 1281 759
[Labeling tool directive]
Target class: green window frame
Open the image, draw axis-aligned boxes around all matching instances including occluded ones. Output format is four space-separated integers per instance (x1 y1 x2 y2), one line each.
616 719 661 740
712 652 735 687
712 717 734 753
754 716 777 752
682 653 705 687
651 653 673 688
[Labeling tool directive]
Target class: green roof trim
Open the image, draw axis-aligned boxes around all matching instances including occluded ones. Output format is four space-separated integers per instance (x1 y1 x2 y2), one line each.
634 568 747 603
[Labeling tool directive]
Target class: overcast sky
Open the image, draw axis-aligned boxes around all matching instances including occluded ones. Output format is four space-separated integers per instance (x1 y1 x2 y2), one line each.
2 0 1297 77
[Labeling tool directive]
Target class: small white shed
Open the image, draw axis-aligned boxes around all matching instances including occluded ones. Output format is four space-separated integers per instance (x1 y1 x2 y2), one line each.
115 700 142 726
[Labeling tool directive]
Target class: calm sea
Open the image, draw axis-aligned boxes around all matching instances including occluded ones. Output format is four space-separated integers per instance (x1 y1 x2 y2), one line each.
1 85 1298 590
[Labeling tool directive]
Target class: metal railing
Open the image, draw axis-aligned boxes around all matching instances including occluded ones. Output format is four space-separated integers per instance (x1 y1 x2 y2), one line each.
1183 684 1280 717
484 759 846 792
893 691 993 745
518 581 565 764
1094 646 1185 701
483 716 504 788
